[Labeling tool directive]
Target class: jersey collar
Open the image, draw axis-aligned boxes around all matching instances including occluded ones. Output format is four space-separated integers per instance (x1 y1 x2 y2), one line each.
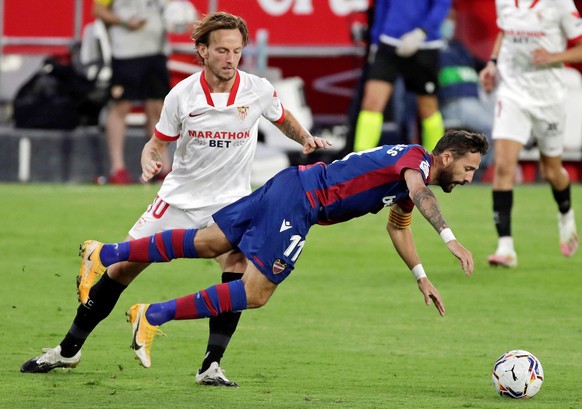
200 70 241 107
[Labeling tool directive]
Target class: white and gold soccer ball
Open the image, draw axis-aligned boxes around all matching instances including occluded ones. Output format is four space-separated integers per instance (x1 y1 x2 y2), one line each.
492 350 544 399
163 0 197 34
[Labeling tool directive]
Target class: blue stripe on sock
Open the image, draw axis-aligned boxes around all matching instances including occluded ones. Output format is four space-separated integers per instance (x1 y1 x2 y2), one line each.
161 230 174 259
145 300 177 326
183 229 198 258
194 291 212 317
228 279 247 311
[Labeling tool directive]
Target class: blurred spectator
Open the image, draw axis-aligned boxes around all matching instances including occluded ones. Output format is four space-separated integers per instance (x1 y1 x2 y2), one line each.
94 0 171 184
438 10 494 167
353 0 451 153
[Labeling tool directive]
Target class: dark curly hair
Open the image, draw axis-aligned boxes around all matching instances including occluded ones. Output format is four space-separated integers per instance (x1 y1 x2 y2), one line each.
432 129 489 158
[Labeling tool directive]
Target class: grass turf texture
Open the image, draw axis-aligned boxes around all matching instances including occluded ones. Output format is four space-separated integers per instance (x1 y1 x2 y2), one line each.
1 183 581 409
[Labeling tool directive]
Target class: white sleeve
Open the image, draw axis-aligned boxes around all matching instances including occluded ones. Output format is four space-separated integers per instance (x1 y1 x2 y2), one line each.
154 88 181 140
559 0 582 41
259 78 285 124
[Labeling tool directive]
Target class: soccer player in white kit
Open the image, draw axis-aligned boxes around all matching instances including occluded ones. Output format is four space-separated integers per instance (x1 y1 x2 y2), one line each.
20 12 330 385
479 0 582 267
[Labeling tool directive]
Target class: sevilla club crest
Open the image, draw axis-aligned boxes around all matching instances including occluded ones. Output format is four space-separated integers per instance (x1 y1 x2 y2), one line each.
237 106 249 120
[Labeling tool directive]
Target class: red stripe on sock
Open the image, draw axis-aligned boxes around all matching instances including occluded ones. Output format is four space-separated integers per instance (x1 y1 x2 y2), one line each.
129 236 151 262
216 283 232 313
174 294 198 320
154 233 170 262
201 290 218 316
172 229 185 258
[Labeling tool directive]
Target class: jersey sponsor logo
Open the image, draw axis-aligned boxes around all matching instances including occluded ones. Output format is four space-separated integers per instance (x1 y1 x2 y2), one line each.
420 160 430 179
189 112 204 117
187 130 251 140
187 129 252 148
272 258 287 275
280 219 292 232
237 106 249 120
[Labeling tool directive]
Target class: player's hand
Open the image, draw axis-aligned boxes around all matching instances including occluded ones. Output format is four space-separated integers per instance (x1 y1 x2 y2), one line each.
124 17 147 31
396 28 426 57
532 48 556 66
479 62 497 93
417 277 445 316
141 160 163 182
446 240 474 276
302 135 332 154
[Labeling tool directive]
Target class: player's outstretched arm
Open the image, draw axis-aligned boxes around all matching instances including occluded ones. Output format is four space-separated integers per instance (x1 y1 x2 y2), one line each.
403 169 474 275
387 207 445 316
140 135 169 182
272 109 331 154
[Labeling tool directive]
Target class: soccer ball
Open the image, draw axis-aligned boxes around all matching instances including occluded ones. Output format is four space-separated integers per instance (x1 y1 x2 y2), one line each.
492 350 544 399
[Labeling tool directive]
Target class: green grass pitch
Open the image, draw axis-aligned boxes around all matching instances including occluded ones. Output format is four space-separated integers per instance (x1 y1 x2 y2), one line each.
1 183 581 408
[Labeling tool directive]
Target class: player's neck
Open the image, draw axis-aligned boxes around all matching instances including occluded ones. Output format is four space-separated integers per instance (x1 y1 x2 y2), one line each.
203 70 236 93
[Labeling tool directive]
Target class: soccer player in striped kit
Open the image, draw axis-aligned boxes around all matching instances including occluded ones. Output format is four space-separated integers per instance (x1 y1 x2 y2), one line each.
20 12 330 385
76 129 488 371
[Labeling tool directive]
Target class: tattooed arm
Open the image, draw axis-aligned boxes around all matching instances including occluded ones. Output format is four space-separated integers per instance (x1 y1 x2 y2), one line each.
403 169 474 275
272 109 331 154
141 135 169 182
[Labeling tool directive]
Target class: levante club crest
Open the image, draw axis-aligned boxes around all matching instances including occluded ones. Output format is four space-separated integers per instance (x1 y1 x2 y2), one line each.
272 259 287 275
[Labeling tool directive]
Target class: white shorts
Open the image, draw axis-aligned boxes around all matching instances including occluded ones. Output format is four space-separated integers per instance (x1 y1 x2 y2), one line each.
492 96 565 157
128 196 227 239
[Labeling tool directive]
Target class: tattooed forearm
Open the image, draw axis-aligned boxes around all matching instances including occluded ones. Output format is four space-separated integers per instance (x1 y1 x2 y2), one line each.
148 147 162 163
412 186 449 233
279 117 310 144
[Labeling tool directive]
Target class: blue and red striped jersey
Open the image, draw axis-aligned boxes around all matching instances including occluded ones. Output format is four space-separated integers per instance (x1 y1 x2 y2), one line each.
298 145 432 225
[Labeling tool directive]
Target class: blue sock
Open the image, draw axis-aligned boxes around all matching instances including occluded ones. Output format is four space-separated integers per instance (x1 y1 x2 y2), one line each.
99 242 130 267
145 300 177 326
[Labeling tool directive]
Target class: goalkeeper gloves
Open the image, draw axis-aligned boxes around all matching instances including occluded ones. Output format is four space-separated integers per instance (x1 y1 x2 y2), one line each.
396 28 426 57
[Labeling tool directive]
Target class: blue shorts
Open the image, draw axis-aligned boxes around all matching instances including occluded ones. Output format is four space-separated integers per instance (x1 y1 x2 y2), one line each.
213 168 318 284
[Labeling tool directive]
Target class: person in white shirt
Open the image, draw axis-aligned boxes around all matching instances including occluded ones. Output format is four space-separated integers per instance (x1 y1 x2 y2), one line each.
480 0 582 267
20 12 330 386
94 0 172 184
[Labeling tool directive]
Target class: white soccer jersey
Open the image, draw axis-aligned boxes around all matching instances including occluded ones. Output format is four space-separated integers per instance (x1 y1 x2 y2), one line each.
154 70 285 211
496 0 582 106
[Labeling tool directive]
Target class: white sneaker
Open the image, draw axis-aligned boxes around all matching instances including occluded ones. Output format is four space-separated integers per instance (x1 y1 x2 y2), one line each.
558 210 579 257
195 362 238 387
20 345 81 373
487 249 518 268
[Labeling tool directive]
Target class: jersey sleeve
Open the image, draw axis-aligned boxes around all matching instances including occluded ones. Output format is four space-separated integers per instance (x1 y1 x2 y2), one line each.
259 78 285 124
559 0 582 42
392 146 431 183
154 87 181 142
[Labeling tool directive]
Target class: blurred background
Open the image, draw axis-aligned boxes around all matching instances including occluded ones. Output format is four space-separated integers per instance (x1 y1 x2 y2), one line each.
1 0 581 184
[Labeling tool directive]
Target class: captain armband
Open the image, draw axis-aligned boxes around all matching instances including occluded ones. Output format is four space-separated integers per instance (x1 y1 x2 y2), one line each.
388 206 413 229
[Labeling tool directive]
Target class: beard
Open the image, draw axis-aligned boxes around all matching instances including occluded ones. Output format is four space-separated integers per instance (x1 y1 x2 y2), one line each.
207 61 236 82
437 167 457 193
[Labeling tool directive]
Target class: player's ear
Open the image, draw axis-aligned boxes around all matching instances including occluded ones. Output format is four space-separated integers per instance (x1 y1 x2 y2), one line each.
197 44 208 59
440 151 453 167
